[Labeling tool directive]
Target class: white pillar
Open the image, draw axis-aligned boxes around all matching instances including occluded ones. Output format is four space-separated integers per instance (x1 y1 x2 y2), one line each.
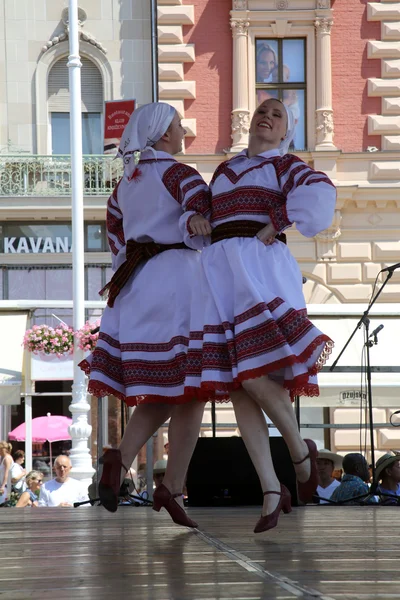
315 17 336 150
67 0 94 484
24 395 32 473
230 19 250 152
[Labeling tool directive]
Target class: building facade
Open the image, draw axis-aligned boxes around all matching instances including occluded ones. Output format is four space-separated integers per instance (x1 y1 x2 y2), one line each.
1 0 399 464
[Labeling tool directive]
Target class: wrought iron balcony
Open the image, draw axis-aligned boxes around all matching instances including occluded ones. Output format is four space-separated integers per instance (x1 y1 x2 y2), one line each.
0 154 124 197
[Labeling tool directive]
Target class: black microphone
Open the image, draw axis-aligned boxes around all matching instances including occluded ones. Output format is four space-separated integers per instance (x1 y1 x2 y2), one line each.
381 262 400 273
368 324 384 339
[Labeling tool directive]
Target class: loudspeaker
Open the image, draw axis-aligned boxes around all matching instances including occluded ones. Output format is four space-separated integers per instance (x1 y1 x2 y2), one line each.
186 436 298 507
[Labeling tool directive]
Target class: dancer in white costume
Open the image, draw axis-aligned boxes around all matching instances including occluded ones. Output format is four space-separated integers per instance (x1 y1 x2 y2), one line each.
188 98 337 532
80 103 212 526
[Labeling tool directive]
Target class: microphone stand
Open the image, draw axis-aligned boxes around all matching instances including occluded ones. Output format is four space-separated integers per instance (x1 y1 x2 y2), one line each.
330 269 394 482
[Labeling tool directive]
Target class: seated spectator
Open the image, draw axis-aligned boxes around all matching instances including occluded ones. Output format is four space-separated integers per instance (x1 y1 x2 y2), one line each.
11 450 27 494
153 459 167 489
315 449 342 504
375 451 400 505
330 453 371 505
38 455 89 507
15 471 43 508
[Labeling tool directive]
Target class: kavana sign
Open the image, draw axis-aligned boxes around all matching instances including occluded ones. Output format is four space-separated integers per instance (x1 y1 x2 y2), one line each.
3 237 72 253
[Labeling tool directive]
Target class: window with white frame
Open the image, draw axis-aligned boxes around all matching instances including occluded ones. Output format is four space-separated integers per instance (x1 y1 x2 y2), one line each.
255 38 307 151
48 57 103 154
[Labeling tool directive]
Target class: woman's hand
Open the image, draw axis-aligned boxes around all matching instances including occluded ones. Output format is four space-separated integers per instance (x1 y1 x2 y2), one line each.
189 214 212 236
256 223 277 246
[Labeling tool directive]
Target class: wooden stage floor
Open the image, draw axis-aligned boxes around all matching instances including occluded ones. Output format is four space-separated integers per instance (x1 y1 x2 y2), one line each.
1 505 399 600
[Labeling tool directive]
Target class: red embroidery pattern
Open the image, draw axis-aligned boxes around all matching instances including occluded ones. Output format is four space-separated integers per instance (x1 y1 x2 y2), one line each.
186 189 211 216
212 187 291 232
211 157 279 186
106 181 125 253
99 332 121 349
120 335 189 353
163 163 203 205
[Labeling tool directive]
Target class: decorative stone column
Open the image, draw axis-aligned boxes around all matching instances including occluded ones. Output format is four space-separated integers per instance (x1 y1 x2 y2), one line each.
314 18 336 149
69 381 95 486
230 19 250 152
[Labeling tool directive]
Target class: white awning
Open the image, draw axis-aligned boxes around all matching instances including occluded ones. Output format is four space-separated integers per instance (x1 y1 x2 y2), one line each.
302 315 399 407
0 312 28 405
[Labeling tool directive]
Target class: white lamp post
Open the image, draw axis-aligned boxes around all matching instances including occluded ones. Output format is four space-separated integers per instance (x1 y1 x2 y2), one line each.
67 0 94 484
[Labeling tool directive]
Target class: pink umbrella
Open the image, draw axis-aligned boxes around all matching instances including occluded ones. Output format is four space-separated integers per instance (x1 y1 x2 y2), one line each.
9 413 72 470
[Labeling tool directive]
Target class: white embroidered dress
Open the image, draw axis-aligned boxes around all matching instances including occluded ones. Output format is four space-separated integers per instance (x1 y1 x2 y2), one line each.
80 150 210 405
185 149 337 398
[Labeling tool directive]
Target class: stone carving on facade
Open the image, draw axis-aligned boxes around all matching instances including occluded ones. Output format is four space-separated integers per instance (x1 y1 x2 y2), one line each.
314 18 333 35
41 6 107 54
232 0 247 9
231 110 250 149
317 0 330 9
231 111 250 136
276 0 289 10
316 110 334 145
230 19 250 37
315 209 342 260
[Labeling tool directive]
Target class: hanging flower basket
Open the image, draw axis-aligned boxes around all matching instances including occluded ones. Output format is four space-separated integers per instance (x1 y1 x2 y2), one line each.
23 324 74 358
75 319 101 352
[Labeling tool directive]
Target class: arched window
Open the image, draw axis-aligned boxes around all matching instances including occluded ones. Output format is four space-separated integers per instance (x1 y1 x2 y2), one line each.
48 57 103 154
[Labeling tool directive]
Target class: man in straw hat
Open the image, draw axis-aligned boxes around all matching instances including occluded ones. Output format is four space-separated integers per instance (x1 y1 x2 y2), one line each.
375 451 400 505
315 449 342 504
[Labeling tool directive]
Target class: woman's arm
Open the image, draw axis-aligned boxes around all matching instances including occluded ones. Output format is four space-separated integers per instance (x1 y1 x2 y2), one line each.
0 455 12 488
273 155 337 238
15 491 31 508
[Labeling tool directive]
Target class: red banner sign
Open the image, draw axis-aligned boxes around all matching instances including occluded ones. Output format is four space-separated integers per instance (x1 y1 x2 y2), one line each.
104 99 135 154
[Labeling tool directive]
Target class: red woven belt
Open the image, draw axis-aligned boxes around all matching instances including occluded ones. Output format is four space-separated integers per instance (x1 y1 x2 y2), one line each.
100 239 189 307
211 220 287 245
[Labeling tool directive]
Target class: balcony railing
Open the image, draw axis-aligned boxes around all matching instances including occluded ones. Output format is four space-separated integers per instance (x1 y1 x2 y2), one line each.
0 155 124 197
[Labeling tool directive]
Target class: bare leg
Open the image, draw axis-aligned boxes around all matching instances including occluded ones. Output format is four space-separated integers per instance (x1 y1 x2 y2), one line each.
162 400 205 509
118 404 173 482
242 376 310 483
231 389 280 516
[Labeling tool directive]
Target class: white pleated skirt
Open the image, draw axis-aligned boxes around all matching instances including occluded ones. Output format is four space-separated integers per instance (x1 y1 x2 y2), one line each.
184 237 333 399
80 249 216 406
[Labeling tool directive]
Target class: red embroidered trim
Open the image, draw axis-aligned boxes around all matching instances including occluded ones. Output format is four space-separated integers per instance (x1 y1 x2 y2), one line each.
86 380 226 406
212 186 284 222
163 163 202 205
211 157 279 186
79 359 91 375
198 336 334 400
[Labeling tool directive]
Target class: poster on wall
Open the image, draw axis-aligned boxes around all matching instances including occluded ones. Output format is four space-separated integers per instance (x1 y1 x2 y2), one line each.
104 99 136 155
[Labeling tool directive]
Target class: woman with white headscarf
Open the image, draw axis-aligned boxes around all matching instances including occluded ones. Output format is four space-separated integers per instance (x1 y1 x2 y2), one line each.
186 98 337 532
80 102 212 527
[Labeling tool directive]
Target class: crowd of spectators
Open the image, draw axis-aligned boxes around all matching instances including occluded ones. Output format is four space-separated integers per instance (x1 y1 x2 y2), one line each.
314 448 400 505
2 438 400 509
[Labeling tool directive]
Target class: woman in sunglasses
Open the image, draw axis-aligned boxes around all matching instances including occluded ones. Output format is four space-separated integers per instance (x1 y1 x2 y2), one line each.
15 471 43 508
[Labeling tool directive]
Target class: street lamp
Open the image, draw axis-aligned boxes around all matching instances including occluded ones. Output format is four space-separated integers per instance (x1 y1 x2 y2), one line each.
67 0 95 485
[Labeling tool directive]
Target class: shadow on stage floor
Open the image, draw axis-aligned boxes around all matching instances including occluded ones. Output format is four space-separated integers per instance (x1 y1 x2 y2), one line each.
1 505 399 600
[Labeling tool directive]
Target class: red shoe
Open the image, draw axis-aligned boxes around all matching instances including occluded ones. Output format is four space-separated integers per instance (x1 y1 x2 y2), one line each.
293 439 318 504
254 484 292 534
98 449 128 513
153 484 198 528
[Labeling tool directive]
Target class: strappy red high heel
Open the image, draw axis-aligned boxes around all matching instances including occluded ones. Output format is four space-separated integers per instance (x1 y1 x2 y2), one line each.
152 483 198 528
98 449 128 513
253 484 292 533
293 438 318 504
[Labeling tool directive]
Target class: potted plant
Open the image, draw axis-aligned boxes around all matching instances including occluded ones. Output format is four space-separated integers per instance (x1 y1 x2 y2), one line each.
23 324 74 358
75 319 101 352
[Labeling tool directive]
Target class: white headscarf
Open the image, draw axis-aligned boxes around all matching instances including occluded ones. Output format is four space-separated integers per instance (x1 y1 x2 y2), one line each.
117 102 176 178
279 102 296 156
